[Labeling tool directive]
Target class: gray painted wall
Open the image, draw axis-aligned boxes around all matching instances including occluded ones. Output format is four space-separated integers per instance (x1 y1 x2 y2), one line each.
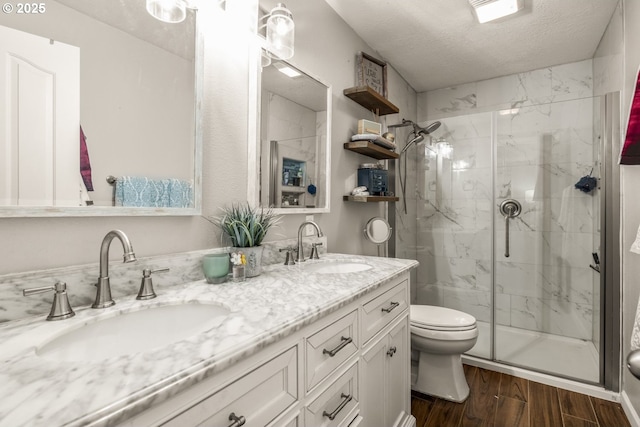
0 1 417 274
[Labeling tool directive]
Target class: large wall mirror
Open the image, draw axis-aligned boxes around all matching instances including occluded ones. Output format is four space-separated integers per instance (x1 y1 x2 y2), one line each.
253 59 332 214
0 0 202 217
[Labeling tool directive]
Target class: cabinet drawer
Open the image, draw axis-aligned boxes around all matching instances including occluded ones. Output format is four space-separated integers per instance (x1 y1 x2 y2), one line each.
306 310 358 391
361 280 408 344
163 346 298 427
305 363 359 427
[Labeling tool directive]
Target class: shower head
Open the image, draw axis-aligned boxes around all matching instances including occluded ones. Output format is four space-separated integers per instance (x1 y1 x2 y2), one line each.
388 119 441 135
414 121 441 136
396 120 441 154
387 118 415 129
401 134 425 154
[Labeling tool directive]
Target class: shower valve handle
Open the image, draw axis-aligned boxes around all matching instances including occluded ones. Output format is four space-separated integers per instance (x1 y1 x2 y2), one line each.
499 199 522 258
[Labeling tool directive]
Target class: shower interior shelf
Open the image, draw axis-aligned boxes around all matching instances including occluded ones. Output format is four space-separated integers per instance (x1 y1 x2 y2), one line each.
343 86 399 116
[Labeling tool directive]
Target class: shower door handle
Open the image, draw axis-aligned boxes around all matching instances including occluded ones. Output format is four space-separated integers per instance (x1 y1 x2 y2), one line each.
500 199 522 258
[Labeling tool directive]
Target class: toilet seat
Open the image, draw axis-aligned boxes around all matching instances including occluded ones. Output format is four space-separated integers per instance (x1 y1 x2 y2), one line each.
410 305 477 331
411 324 478 341
410 305 478 340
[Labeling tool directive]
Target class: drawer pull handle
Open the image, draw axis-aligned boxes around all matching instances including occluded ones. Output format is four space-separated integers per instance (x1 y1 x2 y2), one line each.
228 412 246 427
323 393 352 420
381 301 400 313
323 336 353 357
387 346 397 357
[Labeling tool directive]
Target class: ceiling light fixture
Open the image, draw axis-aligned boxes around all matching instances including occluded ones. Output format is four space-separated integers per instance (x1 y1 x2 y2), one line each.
273 61 301 78
469 0 523 24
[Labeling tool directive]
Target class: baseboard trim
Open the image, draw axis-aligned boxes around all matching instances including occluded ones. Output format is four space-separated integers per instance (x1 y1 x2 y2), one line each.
622 391 640 427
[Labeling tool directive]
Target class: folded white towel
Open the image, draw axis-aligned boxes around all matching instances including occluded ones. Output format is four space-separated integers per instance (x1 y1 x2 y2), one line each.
351 133 397 150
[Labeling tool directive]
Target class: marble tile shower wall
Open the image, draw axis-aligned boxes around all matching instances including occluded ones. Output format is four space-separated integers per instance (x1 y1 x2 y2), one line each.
415 59 598 341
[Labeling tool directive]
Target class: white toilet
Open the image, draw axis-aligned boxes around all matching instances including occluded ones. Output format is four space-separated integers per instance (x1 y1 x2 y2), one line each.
410 304 479 402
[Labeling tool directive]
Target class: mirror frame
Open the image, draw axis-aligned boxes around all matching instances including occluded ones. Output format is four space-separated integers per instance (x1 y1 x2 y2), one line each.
0 7 203 218
363 217 392 244
248 45 332 215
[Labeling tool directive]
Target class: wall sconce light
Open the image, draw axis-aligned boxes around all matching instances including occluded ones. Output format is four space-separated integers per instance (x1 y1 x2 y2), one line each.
146 0 200 24
263 3 295 60
468 0 523 24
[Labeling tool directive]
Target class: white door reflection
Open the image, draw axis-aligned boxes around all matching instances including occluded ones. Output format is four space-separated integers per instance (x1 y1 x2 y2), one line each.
0 24 80 206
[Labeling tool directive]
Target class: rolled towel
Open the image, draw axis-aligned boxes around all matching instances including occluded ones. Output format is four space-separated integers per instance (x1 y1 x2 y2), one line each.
351 186 370 196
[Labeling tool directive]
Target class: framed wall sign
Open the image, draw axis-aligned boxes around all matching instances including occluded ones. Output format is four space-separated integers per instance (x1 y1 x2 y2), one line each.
356 52 388 98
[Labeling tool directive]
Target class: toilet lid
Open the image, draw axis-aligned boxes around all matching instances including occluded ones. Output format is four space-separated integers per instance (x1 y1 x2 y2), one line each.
410 305 477 330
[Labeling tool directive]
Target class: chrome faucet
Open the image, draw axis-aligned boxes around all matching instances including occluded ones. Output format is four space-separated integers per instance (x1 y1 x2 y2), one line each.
92 230 137 309
296 221 323 263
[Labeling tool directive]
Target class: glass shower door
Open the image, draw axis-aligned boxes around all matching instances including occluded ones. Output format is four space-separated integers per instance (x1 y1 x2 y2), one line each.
414 112 494 360
493 97 601 383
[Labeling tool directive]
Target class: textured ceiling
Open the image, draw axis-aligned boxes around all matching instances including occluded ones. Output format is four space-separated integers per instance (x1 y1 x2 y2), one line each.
324 0 619 92
56 0 194 59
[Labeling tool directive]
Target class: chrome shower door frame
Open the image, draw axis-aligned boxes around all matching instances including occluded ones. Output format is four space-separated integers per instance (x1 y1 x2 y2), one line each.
601 92 621 392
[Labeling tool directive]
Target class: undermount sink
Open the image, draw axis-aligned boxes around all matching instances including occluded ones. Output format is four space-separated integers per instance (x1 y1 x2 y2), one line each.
303 260 372 274
37 303 230 362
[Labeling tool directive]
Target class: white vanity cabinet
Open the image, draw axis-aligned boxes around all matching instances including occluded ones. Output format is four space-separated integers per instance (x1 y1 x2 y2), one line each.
126 273 413 427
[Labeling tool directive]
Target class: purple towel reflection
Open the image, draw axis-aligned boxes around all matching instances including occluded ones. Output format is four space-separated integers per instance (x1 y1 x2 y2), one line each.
622 69 640 165
80 126 94 191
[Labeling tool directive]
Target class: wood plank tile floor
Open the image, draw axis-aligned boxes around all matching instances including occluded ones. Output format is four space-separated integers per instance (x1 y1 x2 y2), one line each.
411 365 631 427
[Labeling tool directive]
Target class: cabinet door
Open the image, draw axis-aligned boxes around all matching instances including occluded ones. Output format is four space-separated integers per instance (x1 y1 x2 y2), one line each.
386 318 409 427
360 316 410 427
360 334 387 425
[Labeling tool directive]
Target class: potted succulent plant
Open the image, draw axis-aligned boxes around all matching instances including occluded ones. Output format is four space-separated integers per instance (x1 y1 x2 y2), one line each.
213 203 280 277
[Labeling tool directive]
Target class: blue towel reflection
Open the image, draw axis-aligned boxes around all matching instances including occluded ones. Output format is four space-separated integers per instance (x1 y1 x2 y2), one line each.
115 176 192 208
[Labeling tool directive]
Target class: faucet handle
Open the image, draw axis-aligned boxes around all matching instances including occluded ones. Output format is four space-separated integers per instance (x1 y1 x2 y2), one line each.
279 247 297 265
137 268 169 300
310 242 323 260
23 282 75 321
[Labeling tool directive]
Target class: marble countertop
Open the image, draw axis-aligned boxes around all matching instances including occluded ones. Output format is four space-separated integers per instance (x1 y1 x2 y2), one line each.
0 253 417 427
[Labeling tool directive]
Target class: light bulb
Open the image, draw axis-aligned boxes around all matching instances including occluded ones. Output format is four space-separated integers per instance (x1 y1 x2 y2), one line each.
146 0 186 23
266 4 294 60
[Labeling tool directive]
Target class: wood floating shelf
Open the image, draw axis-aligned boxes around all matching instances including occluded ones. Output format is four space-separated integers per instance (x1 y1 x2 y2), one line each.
343 195 399 203
343 86 399 116
343 141 399 160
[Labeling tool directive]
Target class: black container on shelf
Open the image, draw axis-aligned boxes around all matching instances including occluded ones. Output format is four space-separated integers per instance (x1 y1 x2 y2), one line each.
357 164 388 196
